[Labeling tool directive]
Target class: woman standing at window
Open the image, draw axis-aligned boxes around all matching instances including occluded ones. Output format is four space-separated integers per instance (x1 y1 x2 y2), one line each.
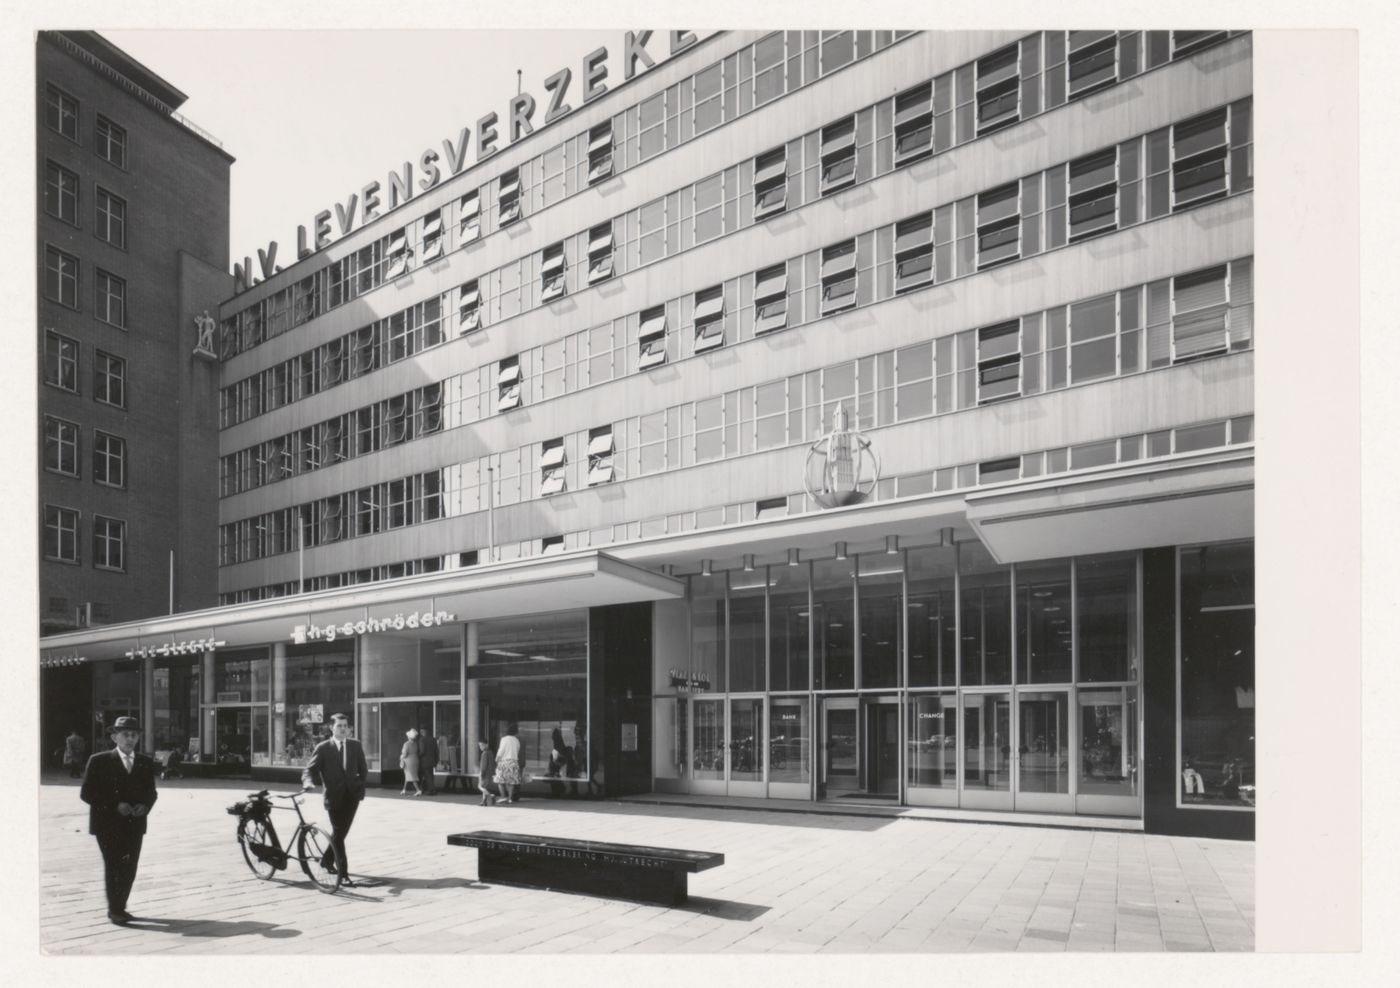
495 724 523 803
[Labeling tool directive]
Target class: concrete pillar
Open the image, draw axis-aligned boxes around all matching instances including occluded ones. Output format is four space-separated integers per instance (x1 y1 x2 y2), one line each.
201 649 216 760
465 621 479 773
272 642 287 764
141 655 155 752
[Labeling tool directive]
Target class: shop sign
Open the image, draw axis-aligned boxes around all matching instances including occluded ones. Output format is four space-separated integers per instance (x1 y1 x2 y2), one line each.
298 704 324 725
290 610 456 644
234 30 703 290
668 669 711 693
125 637 226 659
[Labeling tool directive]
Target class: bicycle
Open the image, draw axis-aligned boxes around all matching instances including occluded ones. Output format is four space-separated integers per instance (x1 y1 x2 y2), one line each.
227 789 343 893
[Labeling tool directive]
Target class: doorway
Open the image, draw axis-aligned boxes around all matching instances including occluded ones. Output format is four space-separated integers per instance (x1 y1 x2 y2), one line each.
819 695 900 803
213 706 254 774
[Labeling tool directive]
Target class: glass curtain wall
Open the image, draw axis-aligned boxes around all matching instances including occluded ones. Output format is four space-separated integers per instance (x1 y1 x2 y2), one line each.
469 611 589 791
650 542 1149 816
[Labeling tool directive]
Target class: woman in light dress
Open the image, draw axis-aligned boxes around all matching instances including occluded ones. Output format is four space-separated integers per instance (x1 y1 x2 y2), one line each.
494 723 524 803
399 728 423 796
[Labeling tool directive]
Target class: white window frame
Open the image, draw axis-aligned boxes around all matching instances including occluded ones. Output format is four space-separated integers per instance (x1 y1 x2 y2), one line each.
587 427 615 485
819 116 857 195
459 280 481 334
498 169 521 225
45 416 79 476
540 241 567 302
753 146 788 219
459 189 481 243
893 82 934 165
820 240 857 314
638 306 668 369
693 285 725 352
894 212 934 292
45 160 78 225
93 430 126 487
587 121 614 184
753 263 788 334
975 43 1021 135
587 222 614 283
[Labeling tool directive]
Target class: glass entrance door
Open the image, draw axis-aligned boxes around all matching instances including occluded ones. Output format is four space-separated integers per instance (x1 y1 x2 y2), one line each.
820 699 859 800
961 691 1013 809
214 706 254 775
1076 687 1140 816
728 696 766 796
864 698 900 800
820 696 899 803
1015 689 1073 812
690 697 726 794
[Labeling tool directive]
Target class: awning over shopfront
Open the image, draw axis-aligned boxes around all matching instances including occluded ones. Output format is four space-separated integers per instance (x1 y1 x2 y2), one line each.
965 447 1254 564
39 551 684 666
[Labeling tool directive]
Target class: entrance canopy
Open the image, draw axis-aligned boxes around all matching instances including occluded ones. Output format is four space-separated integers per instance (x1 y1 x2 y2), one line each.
966 447 1254 563
40 551 683 667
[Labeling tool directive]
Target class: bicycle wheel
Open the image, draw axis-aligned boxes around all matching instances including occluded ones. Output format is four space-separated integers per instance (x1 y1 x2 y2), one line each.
238 816 280 880
297 824 342 893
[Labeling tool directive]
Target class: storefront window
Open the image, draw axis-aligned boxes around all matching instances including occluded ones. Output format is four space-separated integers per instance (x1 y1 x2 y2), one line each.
689 573 727 693
959 542 1010 686
769 696 811 784
858 552 903 688
275 643 354 767
907 692 957 789
152 659 199 752
356 701 382 771
471 611 589 782
92 661 141 750
729 569 767 692
215 647 270 702
813 556 855 689
768 562 810 691
908 544 956 688
359 629 461 697
1077 552 1138 682
1016 558 1072 683
1179 542 1254 808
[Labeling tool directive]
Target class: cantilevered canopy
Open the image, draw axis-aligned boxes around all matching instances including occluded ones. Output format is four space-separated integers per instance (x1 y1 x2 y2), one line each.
40 551 683 666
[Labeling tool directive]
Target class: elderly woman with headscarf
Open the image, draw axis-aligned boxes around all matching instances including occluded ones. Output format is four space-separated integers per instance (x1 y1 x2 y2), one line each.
399 728 423 796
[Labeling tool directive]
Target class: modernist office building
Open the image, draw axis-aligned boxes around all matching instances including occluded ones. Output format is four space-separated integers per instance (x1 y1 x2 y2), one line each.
40 29 1254 839
37 31 232 743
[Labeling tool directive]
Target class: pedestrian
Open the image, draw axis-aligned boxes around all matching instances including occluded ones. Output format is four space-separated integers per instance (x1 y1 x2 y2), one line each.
399 728 422 796
494 722 524 803
477 740 499 806
79 716 157 924
63 727 86 779
301 713 368 887
418 727 438 796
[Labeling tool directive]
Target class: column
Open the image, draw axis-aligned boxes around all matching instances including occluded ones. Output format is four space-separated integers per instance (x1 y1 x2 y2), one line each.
465 621 479 773
202 649 216 761
141 655 155 752
272 642 287 765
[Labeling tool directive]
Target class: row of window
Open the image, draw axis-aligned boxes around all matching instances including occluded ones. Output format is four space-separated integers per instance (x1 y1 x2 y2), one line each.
217 30 915 355
219 95 1251 431
44 160 129 248
42 330 126 405
43 417 126 487
221 252 1252 499
221 410 1252 601
44 82 128 167
218 28 1241 358
42 505 125 570
218 245 1253 563
43 245 128 327
220 247 1251 498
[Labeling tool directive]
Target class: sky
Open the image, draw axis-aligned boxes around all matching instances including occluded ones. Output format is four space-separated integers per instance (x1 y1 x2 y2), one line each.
101 28 628 270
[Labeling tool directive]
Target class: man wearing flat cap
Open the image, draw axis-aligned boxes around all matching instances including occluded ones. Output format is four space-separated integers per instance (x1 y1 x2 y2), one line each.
80 716 158 924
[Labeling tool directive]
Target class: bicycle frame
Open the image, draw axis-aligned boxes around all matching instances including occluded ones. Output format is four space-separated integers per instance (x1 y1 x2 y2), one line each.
231 789 342 891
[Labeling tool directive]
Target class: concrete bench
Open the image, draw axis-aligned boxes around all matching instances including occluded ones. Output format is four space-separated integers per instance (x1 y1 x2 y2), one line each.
447 830 723 906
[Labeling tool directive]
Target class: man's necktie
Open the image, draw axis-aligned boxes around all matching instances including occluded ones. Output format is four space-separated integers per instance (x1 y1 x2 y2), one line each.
339 741 345 771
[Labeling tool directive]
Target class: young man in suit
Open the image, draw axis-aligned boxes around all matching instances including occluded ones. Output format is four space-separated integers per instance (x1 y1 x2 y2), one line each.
301 713 368 887
79 716 158 924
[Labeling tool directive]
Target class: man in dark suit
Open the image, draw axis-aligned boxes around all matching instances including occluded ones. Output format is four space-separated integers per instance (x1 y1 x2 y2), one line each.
301 712 367 887
418 727 438 796
79 716 158 924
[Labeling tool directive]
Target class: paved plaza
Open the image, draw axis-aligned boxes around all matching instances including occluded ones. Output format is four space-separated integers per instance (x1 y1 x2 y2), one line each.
36 774 1253 954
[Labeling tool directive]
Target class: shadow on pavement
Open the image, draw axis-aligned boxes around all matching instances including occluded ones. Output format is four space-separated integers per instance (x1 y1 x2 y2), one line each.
681 897 771 921
345 875 487 898
124 916 300 939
